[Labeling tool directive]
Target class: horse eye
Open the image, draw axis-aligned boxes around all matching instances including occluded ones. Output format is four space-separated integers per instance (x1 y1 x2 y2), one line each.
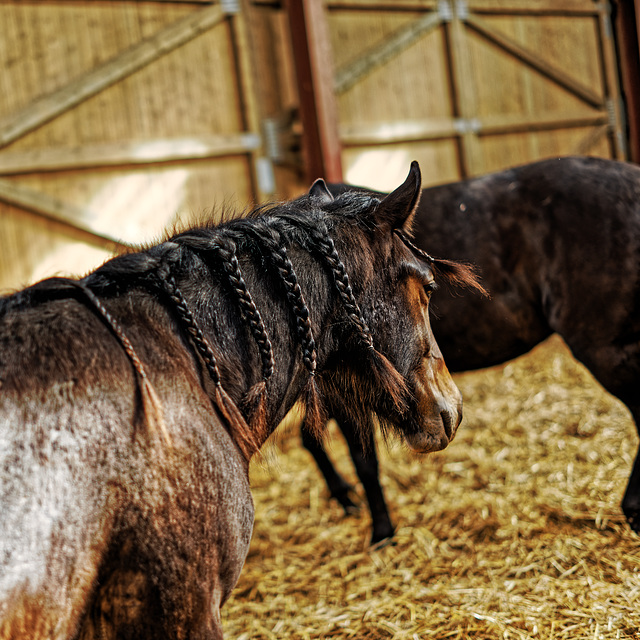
424 282 436 297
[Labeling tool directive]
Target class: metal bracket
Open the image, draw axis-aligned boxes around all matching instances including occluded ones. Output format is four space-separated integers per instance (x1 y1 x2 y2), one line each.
262 110 302 170
438 0 453 22
454 118 481 135
221 0 240 15
606 98 617 129
456 0 469 21
262 118 283 162
254 157 276 196
438 0 468 21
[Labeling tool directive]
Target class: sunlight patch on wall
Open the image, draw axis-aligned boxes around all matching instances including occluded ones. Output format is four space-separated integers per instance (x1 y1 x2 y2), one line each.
26 167 191 286
86 168 190 244
29 243 112 284
345 149 411 192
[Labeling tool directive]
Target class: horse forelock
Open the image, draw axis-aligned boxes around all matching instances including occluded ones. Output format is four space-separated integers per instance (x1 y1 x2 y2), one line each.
431 258 487 297
395 229 487 297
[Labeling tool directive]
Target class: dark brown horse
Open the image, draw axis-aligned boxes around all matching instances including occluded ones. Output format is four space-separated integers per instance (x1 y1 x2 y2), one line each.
305 155 640 544
0 163 480 639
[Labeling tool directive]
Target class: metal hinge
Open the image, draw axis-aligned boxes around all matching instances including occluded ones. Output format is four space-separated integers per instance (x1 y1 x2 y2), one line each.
438 0 453 22
262 109 302 170
607 97 629 158
254 157 276 197
221 0 240 15
456 0 469 21
438 0 468 21
454 118 481 135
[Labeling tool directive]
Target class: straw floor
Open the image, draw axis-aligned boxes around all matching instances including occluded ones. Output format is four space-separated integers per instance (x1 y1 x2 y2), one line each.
221 335 640 639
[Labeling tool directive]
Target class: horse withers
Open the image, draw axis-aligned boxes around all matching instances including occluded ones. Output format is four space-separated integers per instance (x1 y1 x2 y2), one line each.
305 155 640 545
0 163 478 639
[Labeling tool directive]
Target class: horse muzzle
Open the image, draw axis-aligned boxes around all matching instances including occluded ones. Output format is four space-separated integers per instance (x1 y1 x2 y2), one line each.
403 399 463 454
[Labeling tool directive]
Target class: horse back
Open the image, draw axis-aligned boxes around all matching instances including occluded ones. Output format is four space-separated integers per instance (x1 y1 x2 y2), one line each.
414 156 640 377
0 290 253 638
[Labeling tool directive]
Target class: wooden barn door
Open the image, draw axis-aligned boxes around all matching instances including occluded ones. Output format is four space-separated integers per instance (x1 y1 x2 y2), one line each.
326 0 626 190
0 1 273 292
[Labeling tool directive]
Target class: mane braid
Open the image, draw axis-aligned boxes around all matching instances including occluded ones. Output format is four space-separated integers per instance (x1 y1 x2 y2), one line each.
301 220 409 417
242 219 325 439
176 234 275 382
268 241 325 438
394 229 435 263
66 279 169 446
305 222 374 349
175 233 274 439
155 267 258 460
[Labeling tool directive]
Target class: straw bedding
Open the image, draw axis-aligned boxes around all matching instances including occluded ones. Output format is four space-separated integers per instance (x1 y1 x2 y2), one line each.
221 335 640 639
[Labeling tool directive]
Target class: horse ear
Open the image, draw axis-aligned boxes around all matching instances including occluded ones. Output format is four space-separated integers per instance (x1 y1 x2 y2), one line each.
374 161 422 232
309 178 334 203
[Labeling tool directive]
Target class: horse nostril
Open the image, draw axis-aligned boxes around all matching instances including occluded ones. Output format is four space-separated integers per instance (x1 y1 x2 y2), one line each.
441 410 453 440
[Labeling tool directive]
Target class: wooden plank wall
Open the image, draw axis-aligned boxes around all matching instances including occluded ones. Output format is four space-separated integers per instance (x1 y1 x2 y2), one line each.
0 0 294 293
326 0 626 191
0 0 630 291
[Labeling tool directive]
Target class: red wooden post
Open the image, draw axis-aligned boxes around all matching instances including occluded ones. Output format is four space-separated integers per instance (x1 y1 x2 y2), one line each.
616 0 640 162
285 0 343 183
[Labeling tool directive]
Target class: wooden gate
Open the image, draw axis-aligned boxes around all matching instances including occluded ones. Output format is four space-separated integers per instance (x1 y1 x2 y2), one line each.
0 0 274 291
326 0 626 190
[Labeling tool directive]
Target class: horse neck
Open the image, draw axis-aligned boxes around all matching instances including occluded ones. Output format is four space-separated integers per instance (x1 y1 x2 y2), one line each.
175 238 336 447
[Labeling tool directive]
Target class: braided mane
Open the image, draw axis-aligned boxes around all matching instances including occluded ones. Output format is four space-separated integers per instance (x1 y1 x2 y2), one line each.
2 188 446 460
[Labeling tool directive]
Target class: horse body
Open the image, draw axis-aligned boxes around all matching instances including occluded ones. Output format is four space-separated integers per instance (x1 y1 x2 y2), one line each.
315 156 640 542
1 289 254 639
0 163 473 638
422 156 640 382
418 155 640 530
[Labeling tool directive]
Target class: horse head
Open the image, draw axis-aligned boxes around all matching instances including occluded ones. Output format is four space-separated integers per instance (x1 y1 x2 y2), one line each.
308 162 482 453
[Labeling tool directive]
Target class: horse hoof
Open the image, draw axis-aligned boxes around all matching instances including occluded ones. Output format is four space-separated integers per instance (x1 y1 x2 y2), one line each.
332 489 359 514
369 534 396 550
370 524 396 547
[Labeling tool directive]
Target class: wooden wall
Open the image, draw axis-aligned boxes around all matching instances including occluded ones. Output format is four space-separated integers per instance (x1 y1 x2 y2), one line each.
0 0 631 292
0 0 297 293
326 0 626 191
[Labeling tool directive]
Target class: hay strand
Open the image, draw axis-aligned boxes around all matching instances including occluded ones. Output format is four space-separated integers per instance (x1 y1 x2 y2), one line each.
223 335 640 639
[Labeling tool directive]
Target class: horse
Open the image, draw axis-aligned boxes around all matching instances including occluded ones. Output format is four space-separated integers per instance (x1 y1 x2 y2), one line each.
302 155 640 545
0 162 482 639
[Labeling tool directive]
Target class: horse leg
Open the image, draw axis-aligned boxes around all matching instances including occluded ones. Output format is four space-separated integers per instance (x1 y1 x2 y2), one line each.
560 336 640 535
621 405 640 534
300 421 358 513
334 411 394 546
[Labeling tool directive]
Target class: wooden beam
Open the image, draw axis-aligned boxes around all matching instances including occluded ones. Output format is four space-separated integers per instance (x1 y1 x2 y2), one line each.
286 0 343 183
574 124 608 155
464 14 603 109
341 117 459 145
447 9 482 176
479 110 607 136
340 111 608 146
616 0 640 161
334 11 442 95
0 134 262 175
597 4 627 159
466 0 602 15
228 2 275 200
0 179 133 252
0 5 227 149
326 1 438 11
